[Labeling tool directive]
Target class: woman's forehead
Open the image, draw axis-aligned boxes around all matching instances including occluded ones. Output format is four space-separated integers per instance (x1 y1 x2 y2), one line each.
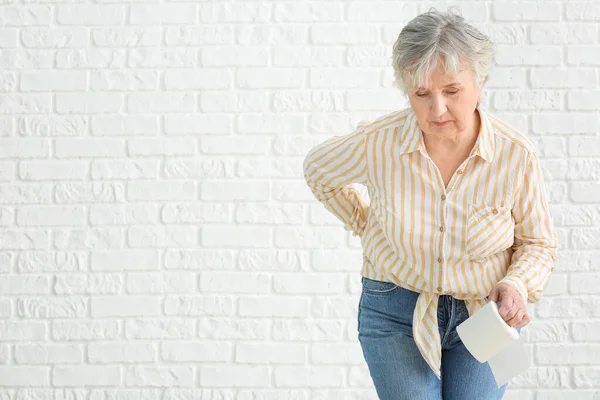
415 68 473 89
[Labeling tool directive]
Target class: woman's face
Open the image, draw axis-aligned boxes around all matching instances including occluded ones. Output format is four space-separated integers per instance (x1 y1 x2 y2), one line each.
407 62 482 139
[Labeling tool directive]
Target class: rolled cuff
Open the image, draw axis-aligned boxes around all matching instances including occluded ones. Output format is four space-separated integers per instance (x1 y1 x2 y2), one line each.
498 275 528 304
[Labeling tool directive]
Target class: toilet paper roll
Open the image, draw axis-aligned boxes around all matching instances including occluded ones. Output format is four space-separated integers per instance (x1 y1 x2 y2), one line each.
456 301 530 388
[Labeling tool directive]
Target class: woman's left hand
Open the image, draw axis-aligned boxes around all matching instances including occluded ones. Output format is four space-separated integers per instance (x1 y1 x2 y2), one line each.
487 283 530 328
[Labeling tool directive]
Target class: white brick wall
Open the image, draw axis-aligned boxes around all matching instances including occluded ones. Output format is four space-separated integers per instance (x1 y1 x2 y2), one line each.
0 1 598 398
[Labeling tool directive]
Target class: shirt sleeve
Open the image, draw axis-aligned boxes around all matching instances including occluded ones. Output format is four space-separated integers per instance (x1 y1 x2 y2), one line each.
302 122 370 237
499 150 559 303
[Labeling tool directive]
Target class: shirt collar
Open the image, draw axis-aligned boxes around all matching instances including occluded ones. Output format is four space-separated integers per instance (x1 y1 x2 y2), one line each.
398 105 495 163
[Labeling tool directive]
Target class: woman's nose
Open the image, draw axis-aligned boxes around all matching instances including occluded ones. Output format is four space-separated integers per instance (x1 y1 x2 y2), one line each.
431 96 448 116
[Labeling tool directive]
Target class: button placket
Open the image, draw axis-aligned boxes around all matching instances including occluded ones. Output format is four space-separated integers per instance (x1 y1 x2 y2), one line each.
438 193 448 295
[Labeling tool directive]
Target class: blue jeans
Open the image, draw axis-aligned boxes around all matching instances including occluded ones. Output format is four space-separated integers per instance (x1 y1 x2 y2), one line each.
357 277 513 400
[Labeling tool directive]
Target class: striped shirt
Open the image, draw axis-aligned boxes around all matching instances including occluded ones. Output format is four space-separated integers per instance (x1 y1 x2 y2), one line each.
302 105 559 379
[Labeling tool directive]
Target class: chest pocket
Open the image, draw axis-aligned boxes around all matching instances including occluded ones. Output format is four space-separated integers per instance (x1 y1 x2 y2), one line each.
466 204 515 260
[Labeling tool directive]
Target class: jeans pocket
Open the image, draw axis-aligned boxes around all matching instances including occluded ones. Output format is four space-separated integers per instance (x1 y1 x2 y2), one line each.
361 276 399 296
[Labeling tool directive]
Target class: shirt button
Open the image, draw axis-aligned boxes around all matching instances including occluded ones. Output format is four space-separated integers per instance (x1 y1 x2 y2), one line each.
437 286 443 293
492 208 498 214
440 226 445 232
441 195 446 201
457 170 463 174
437 257 443 263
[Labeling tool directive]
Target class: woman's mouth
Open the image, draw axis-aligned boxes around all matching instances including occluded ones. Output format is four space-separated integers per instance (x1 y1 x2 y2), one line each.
433 121 451 127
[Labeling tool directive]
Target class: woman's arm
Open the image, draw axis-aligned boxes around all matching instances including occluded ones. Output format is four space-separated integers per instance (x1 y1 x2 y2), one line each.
302 122 370 237
499 151 559 303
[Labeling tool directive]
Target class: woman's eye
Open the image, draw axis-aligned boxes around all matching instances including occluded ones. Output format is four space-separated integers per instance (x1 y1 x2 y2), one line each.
415 91 458 97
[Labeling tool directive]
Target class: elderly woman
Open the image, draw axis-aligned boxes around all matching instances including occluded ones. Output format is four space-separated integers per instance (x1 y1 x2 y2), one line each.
302 9 558 400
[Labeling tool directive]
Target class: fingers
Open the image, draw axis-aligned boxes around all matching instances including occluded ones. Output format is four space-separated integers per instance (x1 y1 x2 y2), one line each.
511 312 531 329
519 313 531 328
487 287 499 302
506 308 526 327
497 288 526 326
497 292 515 320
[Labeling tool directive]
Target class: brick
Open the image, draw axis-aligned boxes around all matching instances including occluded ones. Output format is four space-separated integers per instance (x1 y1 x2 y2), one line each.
92 27 160 47
236 343 306 364
165 26 233 46
530 24 597 45
127 181 194 201
164 295 234 317
21 28 87 48
199 3 270 23
0 275 50 294
15 344 82 364
19 160 87 180
0 321 46 341
161 341 231 362
91 160 158 180
129 4 196 25
90 204 158 225
493 2 560 21
124 366 194 387
201 46 269 67
128 138 195 156
125 319 194 340
199 318 269 340
532 113 599 135
128 226 196 247
91 70 158 91
129 48 195 68
53 366 120 386
199 366 269 388
21 71 87 91
52 320 119 341
126 272 194 294
0 6 52 26
566 2 600 20
55 93 123 113
52 228 124 249
273 366 343 387
536 344 600 365
164 69 231 90
90 250 159 271
91 296 159 317
54 273 123 294
0 138 49 158
88 343 156 363
238 296 309 318
91 115 158 136
17 205 85 226
202 226 270 247
57 5 125 25
568 46 600 65
17 297 87 318
273 273 345 294
0 366 49 386
199 271 270 294
162 203 229 224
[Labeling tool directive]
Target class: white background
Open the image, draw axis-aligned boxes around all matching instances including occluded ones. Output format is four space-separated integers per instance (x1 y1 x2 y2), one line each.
1 1 599 399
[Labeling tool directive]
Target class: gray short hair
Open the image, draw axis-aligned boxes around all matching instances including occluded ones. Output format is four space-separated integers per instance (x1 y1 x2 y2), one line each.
392 7 495 94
